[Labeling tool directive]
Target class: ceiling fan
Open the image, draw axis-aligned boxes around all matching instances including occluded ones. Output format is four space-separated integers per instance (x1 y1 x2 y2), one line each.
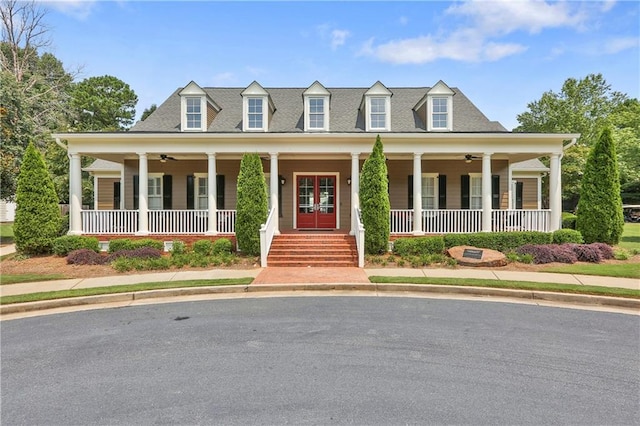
464 154 481 163
160 154 177 162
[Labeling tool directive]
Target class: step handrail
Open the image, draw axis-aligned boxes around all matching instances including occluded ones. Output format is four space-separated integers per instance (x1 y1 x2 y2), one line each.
259 206 277 267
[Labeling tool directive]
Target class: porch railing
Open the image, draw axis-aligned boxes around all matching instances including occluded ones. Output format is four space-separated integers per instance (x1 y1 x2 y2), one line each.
81 210 139 234
259 206 278 267
80 209 236 235
389 209 414 234
492 209 551 232
423 209 483 234
354 193 365 267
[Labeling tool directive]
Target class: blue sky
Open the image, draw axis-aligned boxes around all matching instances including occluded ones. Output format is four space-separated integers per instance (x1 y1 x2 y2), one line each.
43 0 639 130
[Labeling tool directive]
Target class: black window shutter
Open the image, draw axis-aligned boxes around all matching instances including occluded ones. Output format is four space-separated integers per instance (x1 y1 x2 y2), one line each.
408 175 413 209
515 181 524 210
216 175 225 210
461 175 470 209
438 175 447 209
163 175 172 209
133 175 139 210
186 175 194 210
113 181 121 210
492 175 500 209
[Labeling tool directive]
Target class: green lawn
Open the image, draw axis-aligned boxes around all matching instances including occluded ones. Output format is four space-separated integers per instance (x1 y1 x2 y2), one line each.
618 223 640 251
541 262 639 279
0 223 14 245
1 274 67 285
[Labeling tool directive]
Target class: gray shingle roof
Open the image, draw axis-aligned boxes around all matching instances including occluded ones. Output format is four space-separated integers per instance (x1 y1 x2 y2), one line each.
131 85 507 133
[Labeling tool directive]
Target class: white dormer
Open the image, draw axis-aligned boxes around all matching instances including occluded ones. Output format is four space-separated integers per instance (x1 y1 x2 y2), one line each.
421 80 454 132
241 81 275 132
361 81 392 132
179 81 220 132
303 81 331 132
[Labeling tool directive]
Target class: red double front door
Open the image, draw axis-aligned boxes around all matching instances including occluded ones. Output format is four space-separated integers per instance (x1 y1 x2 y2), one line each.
296 175 337 229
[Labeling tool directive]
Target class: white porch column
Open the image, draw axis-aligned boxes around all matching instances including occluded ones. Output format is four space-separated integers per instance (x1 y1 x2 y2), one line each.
136 152 149 235
92 175 98 210
206 152 218 235
350 152 360 235
482 153 493 232
413 153 423 235
269 152 280 234
69 153 82 235
120 166 125 210
549 153 561 231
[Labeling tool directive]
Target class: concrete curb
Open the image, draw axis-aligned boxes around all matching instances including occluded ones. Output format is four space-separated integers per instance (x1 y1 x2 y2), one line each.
2 283 639 316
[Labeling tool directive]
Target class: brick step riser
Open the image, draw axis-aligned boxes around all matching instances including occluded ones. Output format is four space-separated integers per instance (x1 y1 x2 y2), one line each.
268 257 357 263
268 235 358 267
270 244 356 250
269 252 357 258
267 262 357 267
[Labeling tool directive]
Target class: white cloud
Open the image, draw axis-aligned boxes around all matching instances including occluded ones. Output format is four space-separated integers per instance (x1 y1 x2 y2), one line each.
39 0 98 20
601 0 617 13
361 0 602 65
330 29 350 50
446 0 588 35
602 37 639 54
398 16 409 26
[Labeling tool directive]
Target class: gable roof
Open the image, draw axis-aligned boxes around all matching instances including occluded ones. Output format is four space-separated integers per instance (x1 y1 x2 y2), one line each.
131 83 507 133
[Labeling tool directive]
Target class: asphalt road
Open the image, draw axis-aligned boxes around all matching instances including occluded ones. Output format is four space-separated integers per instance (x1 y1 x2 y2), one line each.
2 296 639 425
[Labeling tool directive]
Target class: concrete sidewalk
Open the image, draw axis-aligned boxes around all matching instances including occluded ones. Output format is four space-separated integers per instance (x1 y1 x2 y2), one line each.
1 266 638 298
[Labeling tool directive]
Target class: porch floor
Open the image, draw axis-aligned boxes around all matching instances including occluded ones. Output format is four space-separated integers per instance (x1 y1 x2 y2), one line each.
253 267 369 284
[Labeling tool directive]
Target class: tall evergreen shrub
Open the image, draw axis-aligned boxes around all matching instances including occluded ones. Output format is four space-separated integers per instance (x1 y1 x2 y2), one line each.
14 142 62 254
360 136 390 254
236 153 268 255
575 128 624 244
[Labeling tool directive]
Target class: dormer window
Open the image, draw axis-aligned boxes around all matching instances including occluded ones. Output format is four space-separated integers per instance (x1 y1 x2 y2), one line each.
432 97 448 129
179 81 220 132
420 80 454 132
247 98 264 129
362 81 392 132
303 81 330 132
185 97 202 129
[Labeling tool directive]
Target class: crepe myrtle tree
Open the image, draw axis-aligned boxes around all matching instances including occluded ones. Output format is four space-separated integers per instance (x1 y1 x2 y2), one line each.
360 135 390 254
235 153 268 256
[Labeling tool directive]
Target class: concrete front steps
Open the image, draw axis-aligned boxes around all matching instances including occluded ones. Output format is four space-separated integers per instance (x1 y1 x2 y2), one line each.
267 234 358 267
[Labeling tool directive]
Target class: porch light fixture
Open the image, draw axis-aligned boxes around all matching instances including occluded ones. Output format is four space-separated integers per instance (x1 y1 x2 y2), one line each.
347 177 352 185
465 154 473 163
280 176 286 185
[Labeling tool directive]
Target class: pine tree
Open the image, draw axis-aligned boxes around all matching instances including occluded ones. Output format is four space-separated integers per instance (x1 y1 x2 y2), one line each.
235 153 268 256
14 142 62 254
360 135 390 254
575 128 624 244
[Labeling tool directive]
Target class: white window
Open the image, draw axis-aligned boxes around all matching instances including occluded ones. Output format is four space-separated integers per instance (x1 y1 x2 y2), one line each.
470 174 482 209
247 97 263 129
185 97 202 130
370 97 387 129
308 98 325 129
148 175 163 210
432 97 448 129
421 174 438 210
195 175 208 209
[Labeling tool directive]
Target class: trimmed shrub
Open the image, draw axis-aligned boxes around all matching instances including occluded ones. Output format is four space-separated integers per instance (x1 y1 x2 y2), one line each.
443 231 552 252
53 235 100 256
576 127 625 244
235 153 268 256
193 239 215 256
107 247 163 262
591 242 614 259
213 238 233 255
14 142 62 255
67 249 107 265
562 212 577 229
516 244 578 264
360 136 390 254
170 241 186 256
107 238 162 253
569 244 602 263
393 236 445 256
552 229 583 244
